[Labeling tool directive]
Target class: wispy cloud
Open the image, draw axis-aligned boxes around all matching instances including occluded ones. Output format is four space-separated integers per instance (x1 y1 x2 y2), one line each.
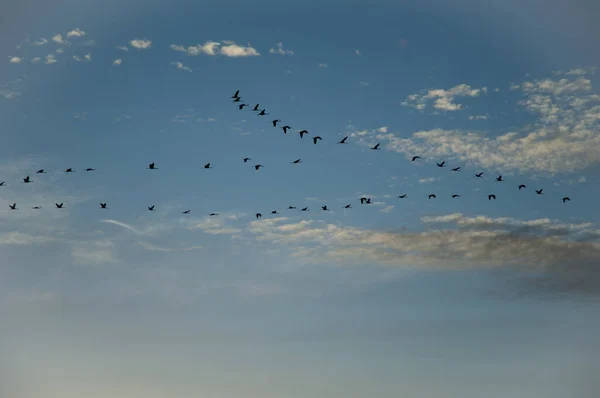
72 53 92 62
360 81 370 86
67 28 86 37
117 45 129 51
171 61 192 72
44 54 57 64
9 56 22 64
355 49 361 56
170 40 260 57
51 33 66 44
130 39 152 49
418 177 439 184
318 63 328 68
33 37 48 46
71 241 116 266
401 84 483 111
137 241 203 252
269 42 294 55
113 58 122 66
468 115 488 120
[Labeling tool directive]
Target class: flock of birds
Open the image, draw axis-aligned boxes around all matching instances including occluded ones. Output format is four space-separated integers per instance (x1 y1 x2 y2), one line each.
2 89 573 216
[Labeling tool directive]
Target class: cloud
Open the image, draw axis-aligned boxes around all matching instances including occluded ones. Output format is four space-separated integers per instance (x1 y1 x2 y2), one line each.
418 177 439 184
468 115 488 120
0 232 55 245
113 58 122 65
269 42 294 55
355 49 361 56
67 28 86 37
100 219 144 234
402 84 483 111
137 241 203 252
31 57 41 64
184 216 242 235
55 48 64 54
360 81 370 86
130 39 152 49
117 45 129 51
0 90 20 99
170 41 259 57
71 241 116 266
44 54 57 64
51 34 65 44
171 61 192 72
83 39 95 47
318 63 328 68
9 57 21 64
72 53 92 62
33 38 48 46
522 77 591 96
380 205 395 213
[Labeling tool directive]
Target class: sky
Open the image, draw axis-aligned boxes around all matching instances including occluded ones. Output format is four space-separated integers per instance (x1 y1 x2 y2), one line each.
1 0 600 396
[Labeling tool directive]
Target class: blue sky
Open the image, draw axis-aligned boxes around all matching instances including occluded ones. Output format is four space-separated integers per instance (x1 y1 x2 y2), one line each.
1 0 600 396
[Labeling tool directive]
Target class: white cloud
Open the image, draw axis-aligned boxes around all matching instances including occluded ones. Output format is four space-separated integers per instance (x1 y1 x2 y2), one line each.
522 77 591 96
72 53 92 62
418 177 439 184
0 89 20 99
184 216 241 235
33 37 48 46
380 205 395 213
9 56 21 64
220 40 260 57
171 61 192 72
468 115 488 120
55 48 64 54
402 84 483 111
71 241 116 266
130 39 152 49
355 49 361 56
269 42 294 55
113 58 122 65
137 241 203 252
51 33 64 44
44 54 57 64
170 41 259 57
83 39 95 47
117 45 129 51
318 63 328 68
0 232 55 245
67 28 86 37
31 57 41 64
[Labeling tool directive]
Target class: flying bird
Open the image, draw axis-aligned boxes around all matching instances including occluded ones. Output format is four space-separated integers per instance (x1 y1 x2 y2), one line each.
252 104 260 111
344 204 352 209
256 213 262 219
65 168 74 173
475 172 484 178
204 163 212 169
9 203 17 210
148 205 155 211
321 205 329 211
313 136 323 145
488 194 496 200
398 194 407 199
271 210 278 214
100 202 108 209
366 198 372 204
452 194 460 198
371 143 381 150
86 168 95 172
288 206 296 209
360 197 368 204
301 207 309 211
412 156 421 162
257 109 267 116
436 161 446 168
209 213 218 216
428 194 436 199
148 162 158 170
23 176 32 183
239 103 248 110
232 97 242 103
291 159 302 164
518 184 526 190
338 136 348 144
231 90 240 99
36 169 46 174
562 197 571 203
496 175 503 182
55 203 64 209
244 157 251 163
282 125 291 134
32 206 41 210
0 182 4 187
298 130 309 138
182 210 191 214
254 164 264 170
452 167 461 172
535 189 544 195
272 119 281 127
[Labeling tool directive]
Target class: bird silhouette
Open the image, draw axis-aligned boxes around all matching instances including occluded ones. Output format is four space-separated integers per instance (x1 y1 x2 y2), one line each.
412 156 421 162
366 198 372 204
535 189 544 195
55 203 64 209
313 136 323 145
239 103 248 110
0 182 4 186
452 167 461 172
291 159 302 164
518 184 526 190
9 203 17 210
148 205 155 211
371 143 381 150
231 90 240 99
428 194 436 199
344 204 352 209
244 157 251 163
36 169 46 174
65 168 74 173
204 163 212 169
100 202 108 209
452 194 460 198
496 175 503 182
301 207 309 211
252 104 260 111
271 210 278 214
321 205 329 211
488 194 496 200
360 197 368 204
254 164 264 170
86 168 95 172
288 206 296 209
148 162 158 170
32 206 41 210
256 213 262 219
209 213 218 216
436 161 446 168
272 119 281 127
338 136 348 144
23 176 32 183
282 125 291 134
298 130 309 138
398 194 407 199
475 172 484 178
562 197 571 203
232 97 242 103
258 109 267 116
182 210 191 214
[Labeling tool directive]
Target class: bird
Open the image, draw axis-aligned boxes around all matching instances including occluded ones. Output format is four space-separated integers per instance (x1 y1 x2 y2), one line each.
398 194 407 199
291 159 302 164
257 109 267 116
452 167 461 172
496 175 503 182
298 130 309 138
272 119 281 127
148 162 158 170
301 207 309 211
55 203 64 209
338 136 348 144
488 194 496 200
271 210 278 214
518 184 526 190
366 198 372 204
244 157 251 163
313 136 323 145
86 168 95 172
360 197 368 204
0 182 4 186
288 206 296 210
256 213 262 219
535 189 544 195
36 169 46 174
252 104 260 111
371 143 381 150
9 203 17 210
428 194 436 199
475 172 484 178
436 161 446 168
100 202 108 209
65 168 74 173
344 204 352 209
232 97 242 103
321 205 329 211
209 213 218 216
282 125 291 134
562 197 571 203
148 205 155 211
182 210 191 214
254 164 264 170
412 156 421 162
23 176 32 183
231 90 240 99
452 194 460 198
204 163 212 169
239 104 248 110
32 206 41 210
